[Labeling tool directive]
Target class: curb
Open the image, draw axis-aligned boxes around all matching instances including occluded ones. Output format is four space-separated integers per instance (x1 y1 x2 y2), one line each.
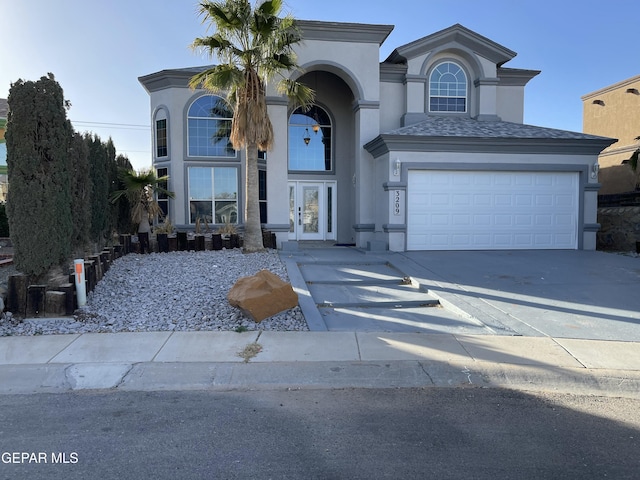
2 361 639 399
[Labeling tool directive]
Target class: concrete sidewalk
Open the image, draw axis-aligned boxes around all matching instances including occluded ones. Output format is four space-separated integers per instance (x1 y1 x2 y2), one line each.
1 331 639 398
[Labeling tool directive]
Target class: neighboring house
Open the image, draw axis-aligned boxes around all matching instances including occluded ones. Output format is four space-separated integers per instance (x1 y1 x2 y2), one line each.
582 74 640 195
139 22 614 252
0 98 8 202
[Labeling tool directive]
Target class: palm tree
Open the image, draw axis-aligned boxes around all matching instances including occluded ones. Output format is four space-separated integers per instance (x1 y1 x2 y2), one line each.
189 0 314 252
110 169 174 237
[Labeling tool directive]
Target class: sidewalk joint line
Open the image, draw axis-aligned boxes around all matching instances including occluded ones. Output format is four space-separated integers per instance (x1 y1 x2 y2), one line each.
151 331 175 362
47 334 83 364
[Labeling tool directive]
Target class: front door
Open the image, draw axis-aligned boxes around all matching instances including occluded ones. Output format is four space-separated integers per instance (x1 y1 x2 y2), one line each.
288 181 336 241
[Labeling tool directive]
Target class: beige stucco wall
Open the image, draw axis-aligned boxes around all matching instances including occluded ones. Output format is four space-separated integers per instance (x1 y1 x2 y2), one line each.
583 75 640 194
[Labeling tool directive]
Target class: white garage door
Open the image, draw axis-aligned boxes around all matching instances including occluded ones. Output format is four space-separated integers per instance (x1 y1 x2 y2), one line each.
407 170 579 250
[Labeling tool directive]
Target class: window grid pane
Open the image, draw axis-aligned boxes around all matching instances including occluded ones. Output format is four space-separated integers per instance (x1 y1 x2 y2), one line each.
187 95 236 158
156 119 167 157
188 167 238 225
429 62 467 113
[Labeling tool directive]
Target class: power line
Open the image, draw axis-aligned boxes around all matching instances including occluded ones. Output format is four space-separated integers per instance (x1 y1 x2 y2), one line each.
71 120 150 130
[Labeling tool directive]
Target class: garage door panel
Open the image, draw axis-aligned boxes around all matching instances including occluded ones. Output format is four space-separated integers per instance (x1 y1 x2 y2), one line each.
407 171 578 250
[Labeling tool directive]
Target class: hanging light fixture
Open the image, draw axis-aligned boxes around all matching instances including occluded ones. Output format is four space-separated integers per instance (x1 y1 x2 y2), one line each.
303 128 311 146
312 111 320 134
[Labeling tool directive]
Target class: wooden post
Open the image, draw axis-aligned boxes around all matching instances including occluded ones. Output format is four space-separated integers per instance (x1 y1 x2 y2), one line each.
211 234 223 250
26 285 46 317
8 274 28 316
177 232 188 251
195 235 205 251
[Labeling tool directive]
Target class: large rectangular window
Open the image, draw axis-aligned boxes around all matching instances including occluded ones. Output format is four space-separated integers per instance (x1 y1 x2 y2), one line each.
188 167 238 225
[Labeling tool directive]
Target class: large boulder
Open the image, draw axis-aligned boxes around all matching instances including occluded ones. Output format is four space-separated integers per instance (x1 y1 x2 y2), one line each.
227 270 298 322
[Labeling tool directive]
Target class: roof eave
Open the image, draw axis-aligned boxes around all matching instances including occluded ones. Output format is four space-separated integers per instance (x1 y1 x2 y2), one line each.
365 135 617 158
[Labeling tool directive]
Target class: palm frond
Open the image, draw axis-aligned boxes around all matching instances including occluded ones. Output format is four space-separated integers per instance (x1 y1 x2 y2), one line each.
277 78 315 111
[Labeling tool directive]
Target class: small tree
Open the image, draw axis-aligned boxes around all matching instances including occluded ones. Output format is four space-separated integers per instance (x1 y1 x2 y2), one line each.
110 169 174 234
113 154 134 234
5 74 73 280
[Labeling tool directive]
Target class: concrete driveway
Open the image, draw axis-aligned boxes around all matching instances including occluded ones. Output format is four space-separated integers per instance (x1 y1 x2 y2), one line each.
282 248 640 341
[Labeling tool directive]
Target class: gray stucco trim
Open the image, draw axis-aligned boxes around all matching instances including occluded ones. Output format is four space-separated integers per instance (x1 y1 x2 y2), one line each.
365 135 616 157
380 63 407 83
383 224 406 233
264 223 290 233
584 223 600 233
585 183 601 192
405 75 428 84
398 162 589 174
474 77 500 87
497 67 541 86
266 96 289 106
139 67 209 92
386 24 516 66
353 100 380 112
353 224 375 232
296 20 394 45
383 182 407 191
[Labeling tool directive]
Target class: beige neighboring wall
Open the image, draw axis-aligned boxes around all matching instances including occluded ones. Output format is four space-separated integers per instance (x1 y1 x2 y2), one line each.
582 75 640 194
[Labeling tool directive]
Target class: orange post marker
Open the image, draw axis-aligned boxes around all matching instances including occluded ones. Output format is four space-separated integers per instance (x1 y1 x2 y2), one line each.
75 262 83 283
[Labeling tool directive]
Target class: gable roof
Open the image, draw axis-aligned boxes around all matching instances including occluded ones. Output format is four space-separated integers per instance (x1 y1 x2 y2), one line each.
385 24 516 67
365 116 617 156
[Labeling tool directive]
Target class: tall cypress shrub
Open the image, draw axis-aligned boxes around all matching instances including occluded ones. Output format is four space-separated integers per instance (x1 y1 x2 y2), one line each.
86 133 109 245
5 74 73 279
69 132 91 253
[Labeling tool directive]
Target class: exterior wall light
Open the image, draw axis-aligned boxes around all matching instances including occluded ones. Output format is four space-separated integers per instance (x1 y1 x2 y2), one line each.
393 158 401 176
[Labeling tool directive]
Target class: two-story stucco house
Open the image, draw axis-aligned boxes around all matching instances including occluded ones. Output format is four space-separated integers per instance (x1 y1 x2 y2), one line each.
138 21 614 252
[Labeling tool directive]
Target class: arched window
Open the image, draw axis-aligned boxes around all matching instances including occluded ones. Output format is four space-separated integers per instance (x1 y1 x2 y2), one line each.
429 62 467 113
288 105 332 171
187 95 235 157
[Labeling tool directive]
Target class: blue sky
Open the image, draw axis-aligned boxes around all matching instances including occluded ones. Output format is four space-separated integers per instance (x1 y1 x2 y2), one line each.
1 0 638 170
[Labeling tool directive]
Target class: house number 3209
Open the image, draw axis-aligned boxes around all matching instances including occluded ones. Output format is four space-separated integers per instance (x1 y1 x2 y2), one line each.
394 190 401 216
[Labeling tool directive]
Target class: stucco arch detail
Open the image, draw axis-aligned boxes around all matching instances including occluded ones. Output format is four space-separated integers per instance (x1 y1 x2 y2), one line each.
420 44 486 81
293 60 366 103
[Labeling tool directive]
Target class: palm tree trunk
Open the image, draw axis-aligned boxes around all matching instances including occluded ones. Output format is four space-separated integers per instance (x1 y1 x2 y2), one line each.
243 142 264 252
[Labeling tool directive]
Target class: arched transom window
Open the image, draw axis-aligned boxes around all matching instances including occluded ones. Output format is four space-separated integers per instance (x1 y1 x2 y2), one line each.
429 61 467 113
288 105 332 171
187 95 235 157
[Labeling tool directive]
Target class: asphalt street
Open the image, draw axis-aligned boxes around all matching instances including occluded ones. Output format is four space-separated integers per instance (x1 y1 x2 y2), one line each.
1 388 639 480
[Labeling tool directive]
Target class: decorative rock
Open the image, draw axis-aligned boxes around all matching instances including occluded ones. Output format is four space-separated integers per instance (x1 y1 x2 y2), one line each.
227 270 298 322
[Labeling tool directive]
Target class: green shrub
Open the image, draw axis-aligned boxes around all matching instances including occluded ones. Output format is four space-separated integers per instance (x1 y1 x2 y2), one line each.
6 74 73 280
